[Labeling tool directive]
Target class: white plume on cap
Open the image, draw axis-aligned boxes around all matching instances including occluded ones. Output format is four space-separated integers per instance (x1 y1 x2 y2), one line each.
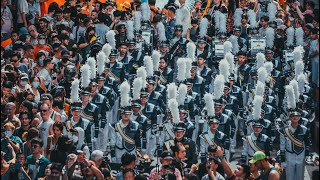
87 57 96 80
185 58 193 79
126 20 135 41
71 78 80 103
80 64 91 88
199 17 209 38
102 43 112 62
224 41 233 54
214 11 221 30
177 84 187 106
106 30 116 49
120 81 131 108
167 83 178 100
157 22 167 42
187 42 197 62
295 60 304 77
132 77 144 100
204 93 215 117
219 12 227 33
247 10 257 27
219 59 230 82
97 52 106 75
177 58 187 82
285 85 296 110
256 53 266 69
233 8 243 27
168 99 180 124
253 95 263 120
225 52 235 74
213 75 225 100
295 27 304 46
290 80 300 103
229 35 239 54
143 56 153 77
266 27 275 48
134 11 142 31
264 62 274 77
267 2 277 21
297 74 307 94
137 66 147 87
293 46 305 63
141 2 151 21
151 50 161 71
255 81 266 97
257 67 268 83
286 27 294 47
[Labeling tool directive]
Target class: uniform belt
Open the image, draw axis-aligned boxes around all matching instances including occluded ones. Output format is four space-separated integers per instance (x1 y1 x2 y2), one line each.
285 148 301 154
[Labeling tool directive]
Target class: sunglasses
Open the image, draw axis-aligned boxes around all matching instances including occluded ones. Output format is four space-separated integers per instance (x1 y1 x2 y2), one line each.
11 60 18 63
41 109 49 112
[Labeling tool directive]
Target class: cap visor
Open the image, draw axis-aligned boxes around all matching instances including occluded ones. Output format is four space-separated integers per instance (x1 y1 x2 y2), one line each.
249 159 257 164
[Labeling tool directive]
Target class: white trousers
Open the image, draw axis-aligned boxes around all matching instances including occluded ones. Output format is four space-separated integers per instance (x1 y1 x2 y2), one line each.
285 151 305 180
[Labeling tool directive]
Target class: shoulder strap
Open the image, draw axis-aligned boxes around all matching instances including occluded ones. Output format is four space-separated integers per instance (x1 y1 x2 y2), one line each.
283 128 304 147
115 123 135 144
246 136 263 153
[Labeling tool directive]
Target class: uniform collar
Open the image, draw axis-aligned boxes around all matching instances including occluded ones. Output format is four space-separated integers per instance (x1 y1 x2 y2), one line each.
250 133 258 141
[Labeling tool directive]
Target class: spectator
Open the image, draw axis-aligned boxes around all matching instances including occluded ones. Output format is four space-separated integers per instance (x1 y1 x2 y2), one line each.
17 0 29 29
30 76 41 102
52 99 67 122
7 152 31 180
4 102 21 128
62 8 75 29
116 152 137 180
72 14 87 43
201 156 225 180
1 122 23 161
33 33 52 59
46 121 64 162
50 163 63 180
148 151 182 180
249 151 280 180
91 150 104 170
37 58 55 93
27 25 39 46
1 0 13 35
95 13 110 44
10 52 28 74
249 158 260 179
14 112 32 141
26 138 51 179
81 160 104 180
38 103 54 156
13 73 32 102
22 127 39 157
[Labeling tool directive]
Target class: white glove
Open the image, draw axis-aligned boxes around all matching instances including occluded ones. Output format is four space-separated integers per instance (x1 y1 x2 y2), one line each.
92 137 97 143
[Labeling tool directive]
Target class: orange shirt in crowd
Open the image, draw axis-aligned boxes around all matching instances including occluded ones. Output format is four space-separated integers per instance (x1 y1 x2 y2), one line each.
33 45 52 59
40 0 66 16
